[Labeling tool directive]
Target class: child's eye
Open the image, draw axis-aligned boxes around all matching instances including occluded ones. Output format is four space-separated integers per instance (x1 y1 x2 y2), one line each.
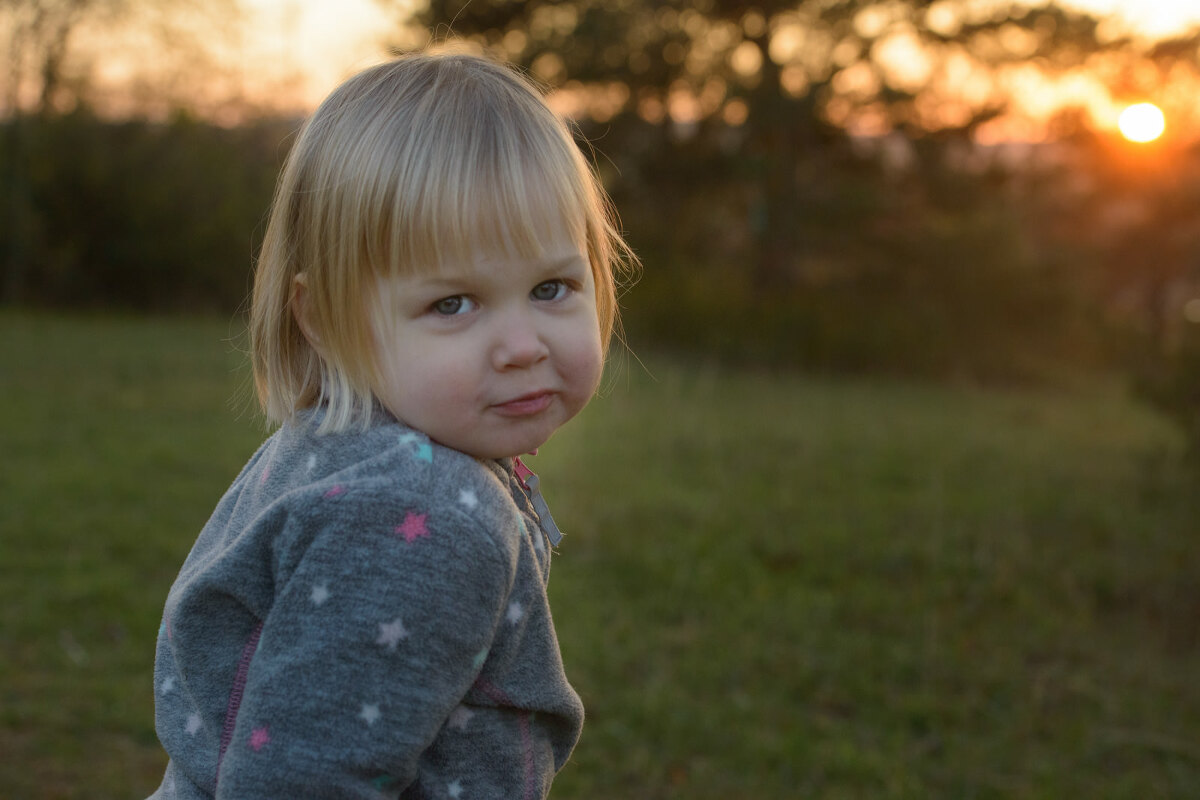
531 280 568 302
431 296 475 316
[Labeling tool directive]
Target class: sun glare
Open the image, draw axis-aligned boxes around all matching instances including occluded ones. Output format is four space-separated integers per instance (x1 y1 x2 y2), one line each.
1118 102 1166 143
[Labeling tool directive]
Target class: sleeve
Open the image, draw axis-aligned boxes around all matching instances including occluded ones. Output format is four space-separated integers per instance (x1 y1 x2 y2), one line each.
212 483 518 798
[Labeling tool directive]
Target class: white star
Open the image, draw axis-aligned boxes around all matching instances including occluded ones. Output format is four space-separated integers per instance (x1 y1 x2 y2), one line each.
458 488 478 510
359 703 381 726
506 601 525 625
448 779 464 798
159 676 175 695
376 618 409 651
311 583 330 606
447 705 474 730
185 713 202 735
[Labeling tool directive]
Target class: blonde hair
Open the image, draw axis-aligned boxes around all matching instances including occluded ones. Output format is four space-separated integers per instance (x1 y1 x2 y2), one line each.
250 50 636 432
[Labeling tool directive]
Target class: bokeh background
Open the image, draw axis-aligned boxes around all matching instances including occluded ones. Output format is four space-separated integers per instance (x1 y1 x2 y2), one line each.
6 1 1200 394
2 1 1199 797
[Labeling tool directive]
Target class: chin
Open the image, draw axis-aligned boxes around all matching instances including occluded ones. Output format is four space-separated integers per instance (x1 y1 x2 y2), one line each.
483 429 557 461
445 408 574 460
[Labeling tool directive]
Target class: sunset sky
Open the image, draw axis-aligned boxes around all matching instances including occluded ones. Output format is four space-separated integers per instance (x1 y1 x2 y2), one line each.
236 0 1200 111
1064 0 1200 38
237 0 396 109
42 0 1199 142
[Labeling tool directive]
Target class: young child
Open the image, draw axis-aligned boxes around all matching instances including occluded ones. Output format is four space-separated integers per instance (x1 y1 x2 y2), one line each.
149 50 634 798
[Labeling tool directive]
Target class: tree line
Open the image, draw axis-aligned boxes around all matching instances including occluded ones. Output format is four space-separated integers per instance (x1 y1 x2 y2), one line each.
2 0 1200 415
1 110 288 312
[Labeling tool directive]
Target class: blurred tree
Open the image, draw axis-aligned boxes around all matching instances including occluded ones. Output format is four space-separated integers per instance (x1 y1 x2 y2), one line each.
0 109 286 310
1 0 245 117
3 0 96 115
1 0 116 301
0 0 245 304
382 0 1121 293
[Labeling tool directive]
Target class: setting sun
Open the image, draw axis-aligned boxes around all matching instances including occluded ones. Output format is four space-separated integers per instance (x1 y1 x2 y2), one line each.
1118 102 1166 143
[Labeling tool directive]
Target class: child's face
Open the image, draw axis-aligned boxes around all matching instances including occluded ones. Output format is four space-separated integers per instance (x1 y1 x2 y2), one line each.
370 242 603 460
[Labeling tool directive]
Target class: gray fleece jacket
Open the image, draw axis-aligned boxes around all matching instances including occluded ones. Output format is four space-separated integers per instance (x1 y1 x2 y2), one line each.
149 408 584 799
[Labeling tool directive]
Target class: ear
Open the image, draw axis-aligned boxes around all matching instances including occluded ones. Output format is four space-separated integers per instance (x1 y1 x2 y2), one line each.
291 273 323 351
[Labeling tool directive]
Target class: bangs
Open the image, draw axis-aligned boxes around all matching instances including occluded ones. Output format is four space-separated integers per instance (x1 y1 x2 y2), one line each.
393 145 589 274
360 63 592 276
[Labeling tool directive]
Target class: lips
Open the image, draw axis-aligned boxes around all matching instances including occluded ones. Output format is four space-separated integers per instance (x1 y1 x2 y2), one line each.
491 391 555 417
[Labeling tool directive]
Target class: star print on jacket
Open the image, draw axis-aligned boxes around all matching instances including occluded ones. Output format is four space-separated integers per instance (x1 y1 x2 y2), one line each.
376 618 409 651
395 511 430 543
459 488 478 510
359 704 382 726
447 705 474 730
249 727 271 751
148 408 584 799
398 431 434 464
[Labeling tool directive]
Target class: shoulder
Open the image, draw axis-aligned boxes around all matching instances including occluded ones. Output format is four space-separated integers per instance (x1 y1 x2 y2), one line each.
262 415 526 575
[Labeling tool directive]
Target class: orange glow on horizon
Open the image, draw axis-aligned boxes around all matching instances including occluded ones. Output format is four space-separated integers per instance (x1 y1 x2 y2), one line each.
7 0 1200 143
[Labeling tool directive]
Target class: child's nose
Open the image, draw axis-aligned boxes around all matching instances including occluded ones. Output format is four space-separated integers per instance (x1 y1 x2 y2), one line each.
492 310 550 369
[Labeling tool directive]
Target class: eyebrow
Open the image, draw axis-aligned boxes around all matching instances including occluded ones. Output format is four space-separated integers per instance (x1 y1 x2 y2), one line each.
534 255 589 277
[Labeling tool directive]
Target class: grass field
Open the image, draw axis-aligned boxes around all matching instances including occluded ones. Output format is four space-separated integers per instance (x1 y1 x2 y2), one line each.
2 312 1198 798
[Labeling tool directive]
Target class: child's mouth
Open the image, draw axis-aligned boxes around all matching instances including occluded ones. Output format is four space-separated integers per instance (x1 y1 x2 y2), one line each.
491 391 554 417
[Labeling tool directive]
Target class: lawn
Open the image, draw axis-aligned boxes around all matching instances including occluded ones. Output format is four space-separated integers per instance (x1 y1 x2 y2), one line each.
2 313 1197 798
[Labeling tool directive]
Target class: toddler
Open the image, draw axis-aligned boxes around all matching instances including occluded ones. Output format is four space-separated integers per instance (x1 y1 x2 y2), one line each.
148 50 634 798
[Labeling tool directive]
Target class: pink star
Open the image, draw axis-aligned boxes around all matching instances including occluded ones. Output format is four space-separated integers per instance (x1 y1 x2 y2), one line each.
395 512 430 544
249 726 271 752
324 485 346 498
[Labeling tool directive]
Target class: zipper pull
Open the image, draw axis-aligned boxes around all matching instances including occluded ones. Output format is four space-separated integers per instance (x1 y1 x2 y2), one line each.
513 457 564 546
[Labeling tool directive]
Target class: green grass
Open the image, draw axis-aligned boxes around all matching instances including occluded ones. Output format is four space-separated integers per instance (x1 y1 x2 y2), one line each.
2 313 1198 798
